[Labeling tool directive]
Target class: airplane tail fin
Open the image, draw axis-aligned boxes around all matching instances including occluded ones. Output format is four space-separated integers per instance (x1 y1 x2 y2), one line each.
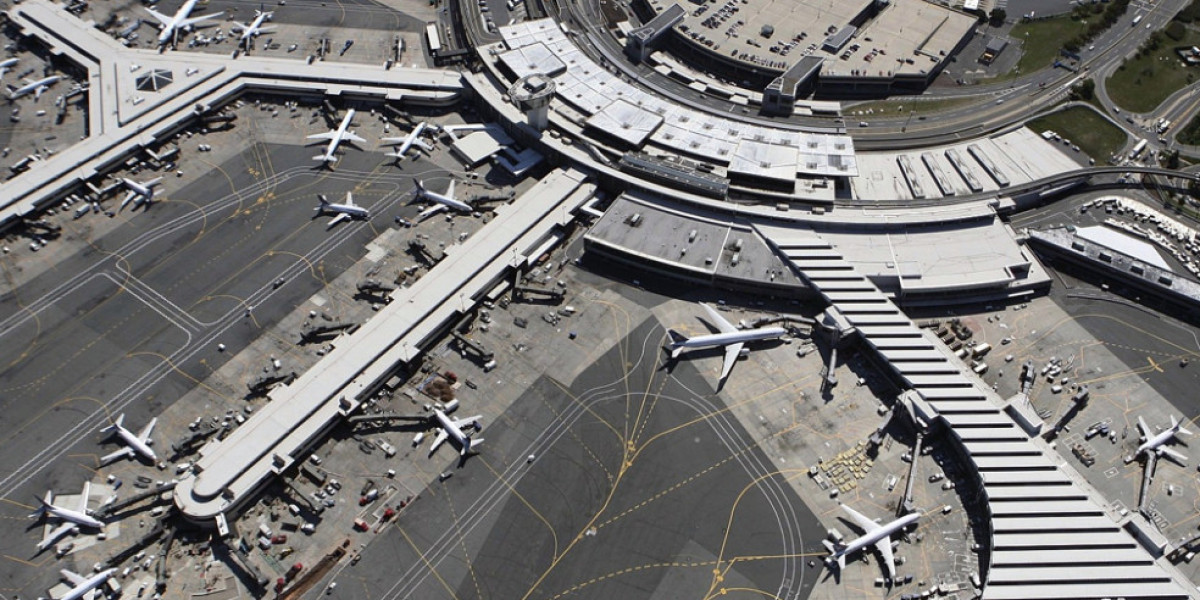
1172 415 1194 436
413 178 425 193
666 329 688 358
313 154 334 162
28 493 51 518
462 437 483 455
99 414 124 435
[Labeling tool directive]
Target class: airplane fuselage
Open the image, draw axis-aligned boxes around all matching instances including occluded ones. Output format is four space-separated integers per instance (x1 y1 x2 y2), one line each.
240 12 270 47
43 505 103 530
1139 428 1182 456
318 202 369 219
157 0 200 45
118 427 157 461
8 75 60 99
829 512 919 576
669 327 786 357
318 109 357 161
433 409 473 448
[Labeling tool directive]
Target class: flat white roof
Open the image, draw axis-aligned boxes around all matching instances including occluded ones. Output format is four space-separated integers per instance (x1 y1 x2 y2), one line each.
1075 225 1171 270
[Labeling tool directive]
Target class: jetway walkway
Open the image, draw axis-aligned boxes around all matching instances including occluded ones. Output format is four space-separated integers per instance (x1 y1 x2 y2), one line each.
756 222 1198 600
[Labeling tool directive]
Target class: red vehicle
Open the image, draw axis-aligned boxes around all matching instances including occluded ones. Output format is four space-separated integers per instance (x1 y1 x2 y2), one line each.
271 535 288 545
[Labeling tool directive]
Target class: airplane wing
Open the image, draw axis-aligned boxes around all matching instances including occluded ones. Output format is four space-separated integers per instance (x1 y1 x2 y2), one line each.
100 447 134 465
137 417 156 443
181 11 224 27
143 7 174 26
450 415 481 430
344 193 357 208
841 504 883 534
78 481 90 513
702 303 738 334
413 139 434 152
417 204 446 220
429 429 449 454
1161 446 1188 464
875 537 896 579
307 131 336 141
344 131 367 144
39 522 76 551
60 569 87 586
446 180 456 202
145 177 163 188
326 213 350 228
720 342 744 382
1138 416 1150 438
120 190 137 209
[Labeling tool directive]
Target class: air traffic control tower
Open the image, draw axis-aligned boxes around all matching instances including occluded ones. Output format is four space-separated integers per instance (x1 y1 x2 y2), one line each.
509 73 555 132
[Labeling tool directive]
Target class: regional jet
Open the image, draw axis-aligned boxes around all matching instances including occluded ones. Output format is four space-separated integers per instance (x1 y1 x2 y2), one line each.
57 568 117 600
381 122 433 159
0 58 18 78
308 109 365 164
29 482 103 552
6 75 60 101
427 408 483 457
118 176 163 210
98 414 157 464
823 503 920 581
314 192 370 227
1135 414 1192 464
233 7 274 52
411 178 470 219
145 0 224 48
665 303 786 382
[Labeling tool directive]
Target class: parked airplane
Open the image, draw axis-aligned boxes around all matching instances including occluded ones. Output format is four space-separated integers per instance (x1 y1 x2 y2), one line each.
665 303 786 382
0 58 18 78
6 75 60 101
98 414 157 464
145 0 224 48
57 568 117 600
29 482 102 551
1134 415 1192 464
823 503 920 581
411 178 470 219
381 121 432 159
314 192 369 227
234 7 274 52
118 176 163 210
427 408 483 457
308 109 365 164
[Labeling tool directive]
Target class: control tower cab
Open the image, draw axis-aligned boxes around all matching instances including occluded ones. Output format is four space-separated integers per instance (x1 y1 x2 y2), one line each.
509 73 555 132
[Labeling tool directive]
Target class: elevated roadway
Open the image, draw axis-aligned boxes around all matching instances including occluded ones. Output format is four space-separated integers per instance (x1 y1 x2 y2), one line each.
2 0 464 230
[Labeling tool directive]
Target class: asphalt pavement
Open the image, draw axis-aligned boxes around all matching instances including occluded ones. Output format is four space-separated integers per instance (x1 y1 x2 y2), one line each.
334 317 825 600
0 142 445 599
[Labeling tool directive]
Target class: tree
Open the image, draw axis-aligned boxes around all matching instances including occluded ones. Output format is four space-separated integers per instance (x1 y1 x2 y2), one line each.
989 8 1007 27
1069 79 1095 101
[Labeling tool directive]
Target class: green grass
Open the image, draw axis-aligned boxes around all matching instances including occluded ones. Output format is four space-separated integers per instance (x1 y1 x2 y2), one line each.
1178 111 1200 145
1106 29 1200 113
1027 106 1128 162
1009 16 1091 76
848 96 981 117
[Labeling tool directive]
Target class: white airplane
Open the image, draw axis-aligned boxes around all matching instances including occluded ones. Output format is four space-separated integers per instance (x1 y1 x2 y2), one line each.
0 58 18 78
6 75 60 101
428 408 483 457
145 0 224 48
411 178 470 219
234 7 274 51
1135 415 1192 464
308 109 365 164
57 568 117 600
381 122 433 159
29 482 103 551
98 414 157 464
314 192 370 227
665 303 787 382
118 176 163 210
823 504 921 581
